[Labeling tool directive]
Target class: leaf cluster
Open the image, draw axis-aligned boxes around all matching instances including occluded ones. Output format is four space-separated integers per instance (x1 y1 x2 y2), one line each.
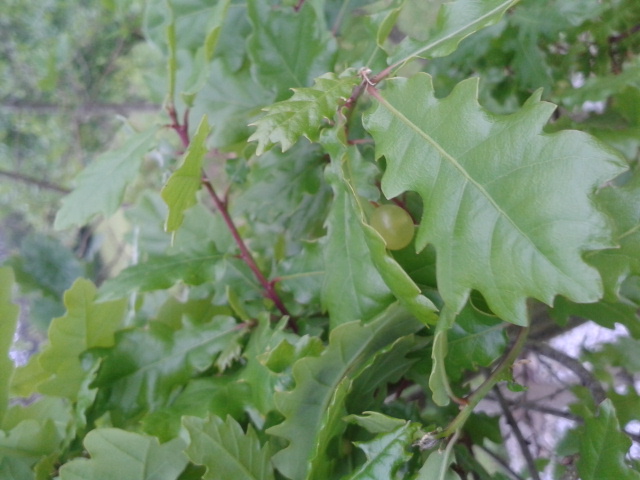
2 0 640 479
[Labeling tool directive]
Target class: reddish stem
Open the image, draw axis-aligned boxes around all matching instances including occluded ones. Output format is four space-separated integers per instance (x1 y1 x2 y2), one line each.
167 105 295 328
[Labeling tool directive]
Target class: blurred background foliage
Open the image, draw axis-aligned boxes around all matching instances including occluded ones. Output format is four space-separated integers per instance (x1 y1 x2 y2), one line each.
0 0 161 336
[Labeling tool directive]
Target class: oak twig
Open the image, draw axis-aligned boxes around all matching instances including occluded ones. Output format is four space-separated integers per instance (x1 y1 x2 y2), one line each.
494 385 541 480
167 107 294 329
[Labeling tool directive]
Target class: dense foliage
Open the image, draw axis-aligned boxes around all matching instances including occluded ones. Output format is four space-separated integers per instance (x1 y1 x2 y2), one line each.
2 0 640 479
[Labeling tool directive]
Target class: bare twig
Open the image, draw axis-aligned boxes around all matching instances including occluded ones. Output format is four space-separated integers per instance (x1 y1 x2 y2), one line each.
494 385 542 480
529 342 606 404
0 168 70 194
476 444 526 480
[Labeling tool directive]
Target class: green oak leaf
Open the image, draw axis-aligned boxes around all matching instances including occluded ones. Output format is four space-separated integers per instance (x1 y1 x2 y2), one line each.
59 429 188 480
247 0 337 100
267 304 423 480
183 415 274 480
322 171 395 328
91 316 246 418
363 73 626 325
161 115 211 232
416 449 462 480
98 250 221 300
589 171 640 300
577 399 640 480
0 397 73 471
322 127 438 325
390 0 519 66
0 267 19 423
344 422 420 480
249 72 359 155
36 279 126 400
55 126 159 230
446 304 507 380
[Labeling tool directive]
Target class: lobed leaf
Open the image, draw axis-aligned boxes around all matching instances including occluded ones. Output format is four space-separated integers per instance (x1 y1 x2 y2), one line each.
344 422 420 480
249 72 359 155
267 304 423 480
55 126 159 230
92 316 246 417
364 74 627 325
577 399 640 480
36 279 127 400
161 115 211 232
99 250 221 300
589 171 640 300
390 0 519 66
59 429 188 480
184 415 274 480
247 0 337 100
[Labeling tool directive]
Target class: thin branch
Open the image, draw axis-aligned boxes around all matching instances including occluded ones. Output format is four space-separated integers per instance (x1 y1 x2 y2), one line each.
167 106 294 328
202 178 293 323
438 326 529 438
528 342 606 404
0 168 70 194
476 444 526 480
494 385 542 480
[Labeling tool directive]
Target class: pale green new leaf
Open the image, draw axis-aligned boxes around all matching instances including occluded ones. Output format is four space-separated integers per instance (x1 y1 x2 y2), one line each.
364 74 626 325
59 429 188 480
0 397 72 470
55 127 159 230
99 251 221 300
390 0 519 66
267 304 423 480
183 415 274 480
249 72 359 155
91 316 246 417
36 279 126 400
0 267 19 423
577 399 640 480
345 422 420 480
161 115 211 232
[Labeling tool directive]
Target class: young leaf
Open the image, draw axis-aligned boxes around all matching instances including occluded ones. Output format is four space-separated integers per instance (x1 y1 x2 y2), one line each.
161 115 211 232
0 397 73 472
58 429 188 480
389 0 519 66
344 422 420 480
98 250 221 300
183 415 274 480
577 399 640 480
267 304 423 480
247 0 337 100
37 279 127 400
249 72 359 155
363 74 626 325
54 126 160 230
91 316 246 417
0 267 19 423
